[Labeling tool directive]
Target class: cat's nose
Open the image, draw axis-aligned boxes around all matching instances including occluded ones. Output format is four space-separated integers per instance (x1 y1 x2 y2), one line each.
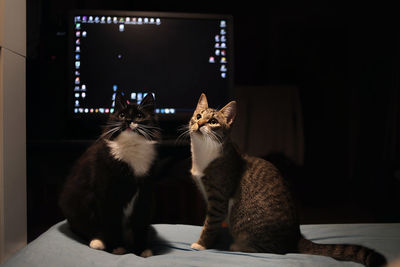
197 119 207 128
129 122 138 130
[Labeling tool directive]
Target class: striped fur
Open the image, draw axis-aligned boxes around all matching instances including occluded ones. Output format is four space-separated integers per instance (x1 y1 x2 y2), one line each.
298 238 387 266
189 94 387 267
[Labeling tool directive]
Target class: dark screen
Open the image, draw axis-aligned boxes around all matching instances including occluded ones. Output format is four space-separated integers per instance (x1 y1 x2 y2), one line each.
70 12 233 118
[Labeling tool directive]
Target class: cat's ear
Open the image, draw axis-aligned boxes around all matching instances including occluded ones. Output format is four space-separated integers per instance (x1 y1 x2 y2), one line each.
195 93 208 112
220 101 237 126
139 93 155 113
115 92 128 111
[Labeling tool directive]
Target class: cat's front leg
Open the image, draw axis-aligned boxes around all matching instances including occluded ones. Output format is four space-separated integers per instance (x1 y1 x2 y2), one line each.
191 200 227 250
191 215 223 250
191 219 210 250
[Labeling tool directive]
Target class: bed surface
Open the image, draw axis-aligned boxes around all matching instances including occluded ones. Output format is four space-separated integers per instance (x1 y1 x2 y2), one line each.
2 221 400 266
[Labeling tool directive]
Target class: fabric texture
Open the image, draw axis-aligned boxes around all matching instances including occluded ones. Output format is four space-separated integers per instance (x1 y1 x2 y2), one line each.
2 221 400 267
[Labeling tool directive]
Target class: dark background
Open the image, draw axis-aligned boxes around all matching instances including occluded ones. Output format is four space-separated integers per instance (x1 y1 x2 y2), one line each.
26 1 400 242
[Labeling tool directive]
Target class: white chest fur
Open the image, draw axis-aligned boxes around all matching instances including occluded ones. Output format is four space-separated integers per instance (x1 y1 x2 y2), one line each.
107 131 157 176
190 133 222 200
190 133 222 177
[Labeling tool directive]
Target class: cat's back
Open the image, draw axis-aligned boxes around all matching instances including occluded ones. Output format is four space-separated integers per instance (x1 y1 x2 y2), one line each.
241 155 282 185
233 154 297 223
240 155 293 198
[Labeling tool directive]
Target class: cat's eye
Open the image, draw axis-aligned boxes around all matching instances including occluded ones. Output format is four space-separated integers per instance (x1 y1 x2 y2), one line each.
209 118 218 124
196 114 201 120
137 112 143 118
119 113 125 119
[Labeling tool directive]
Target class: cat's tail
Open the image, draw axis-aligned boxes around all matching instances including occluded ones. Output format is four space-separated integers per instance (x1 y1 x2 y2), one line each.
297 237 387 267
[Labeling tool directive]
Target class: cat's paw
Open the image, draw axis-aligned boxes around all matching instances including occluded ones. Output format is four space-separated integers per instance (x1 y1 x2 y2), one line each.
89 239 106 250
112 247 127 255
191 242 206 250
140 249 153 258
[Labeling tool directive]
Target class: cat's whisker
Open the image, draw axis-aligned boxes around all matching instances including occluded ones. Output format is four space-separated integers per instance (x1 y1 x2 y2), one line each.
210 131 223 144
103 121 123 128
177 125 189 132
138 124 162 134
101 124 123 135
175 125 190 144
142 130 156 140
101 125 121 134
136 126 155 141
175 128 190 145
135 127 149 140
137 125 159 139
135 128 148 140
100 126 121 139
200 127 222 145
203 133 214 147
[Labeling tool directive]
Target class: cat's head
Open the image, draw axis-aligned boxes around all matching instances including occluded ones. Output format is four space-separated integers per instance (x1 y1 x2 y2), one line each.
189 93 236 142
102 92 160 141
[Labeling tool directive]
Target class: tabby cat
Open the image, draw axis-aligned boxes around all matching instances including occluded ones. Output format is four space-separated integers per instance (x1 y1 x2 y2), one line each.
188 93 386 267
59 92 159 257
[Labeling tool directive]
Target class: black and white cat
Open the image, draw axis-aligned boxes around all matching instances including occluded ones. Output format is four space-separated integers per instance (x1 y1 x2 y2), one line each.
59 92 159 257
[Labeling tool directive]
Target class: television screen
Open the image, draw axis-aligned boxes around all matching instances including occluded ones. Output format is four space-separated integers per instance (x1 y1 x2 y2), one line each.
68 10 234 123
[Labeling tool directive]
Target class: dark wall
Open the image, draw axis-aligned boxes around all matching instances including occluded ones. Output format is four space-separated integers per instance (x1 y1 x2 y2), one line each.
26 2 400 240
